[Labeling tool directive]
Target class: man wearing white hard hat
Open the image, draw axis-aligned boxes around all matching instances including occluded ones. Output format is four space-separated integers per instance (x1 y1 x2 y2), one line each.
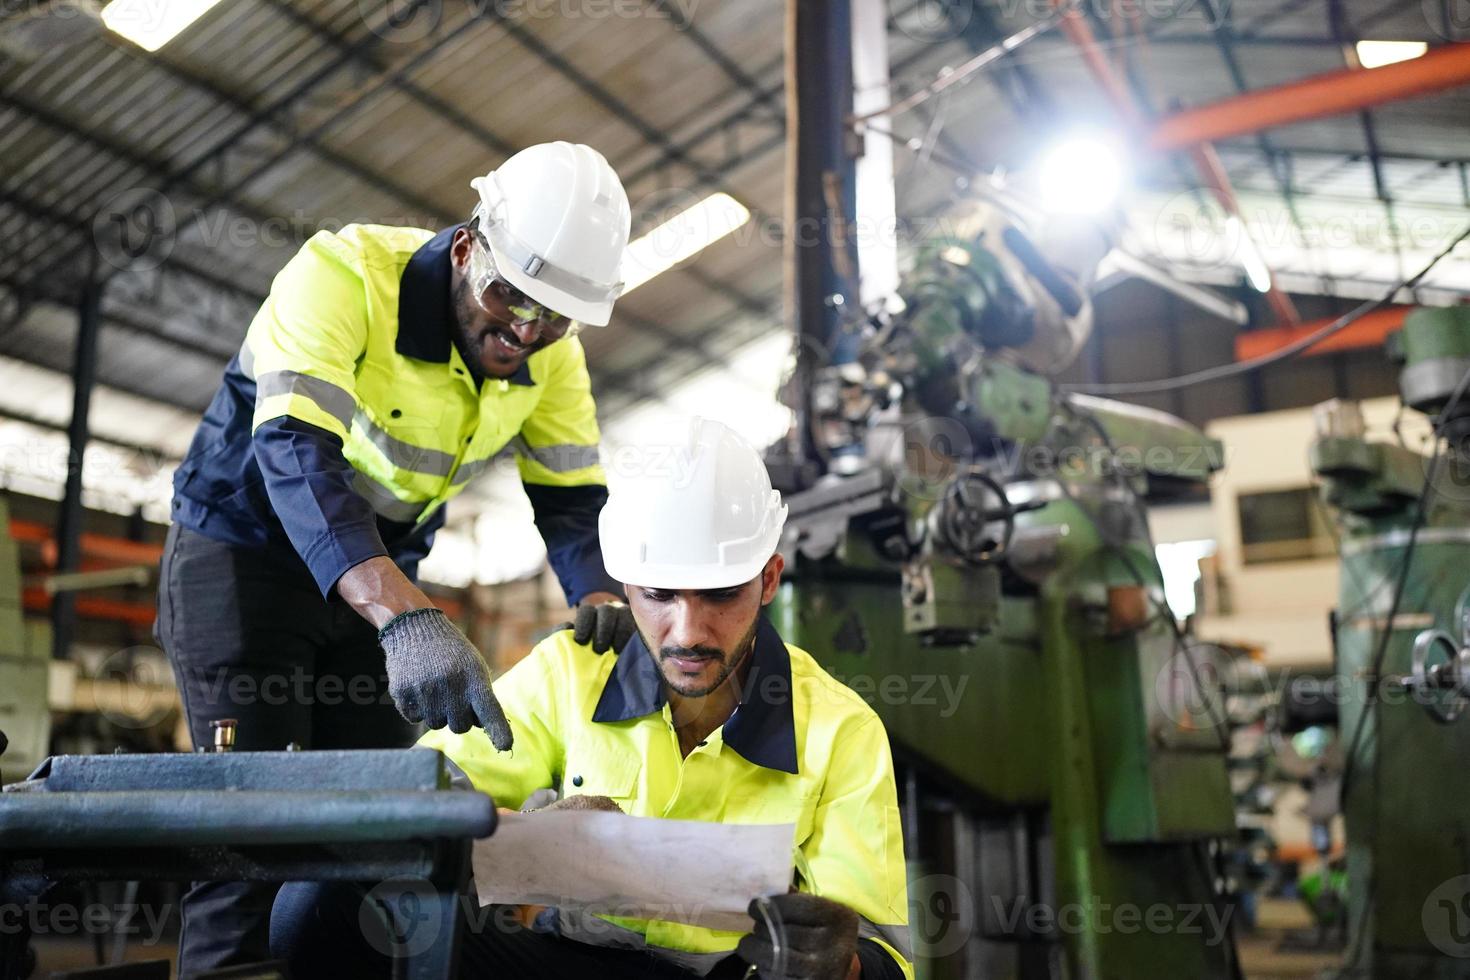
273 418 913 979
158 141 639 971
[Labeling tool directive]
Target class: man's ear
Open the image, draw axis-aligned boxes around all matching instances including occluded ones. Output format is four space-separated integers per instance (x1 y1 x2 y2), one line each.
759 553 785 605
449 227 474 271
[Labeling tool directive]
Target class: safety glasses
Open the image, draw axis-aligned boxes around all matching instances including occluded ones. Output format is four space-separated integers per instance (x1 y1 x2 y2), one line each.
466 228 575 339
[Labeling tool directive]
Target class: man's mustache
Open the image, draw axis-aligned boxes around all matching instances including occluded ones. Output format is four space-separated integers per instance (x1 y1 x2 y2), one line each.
659 645 724 662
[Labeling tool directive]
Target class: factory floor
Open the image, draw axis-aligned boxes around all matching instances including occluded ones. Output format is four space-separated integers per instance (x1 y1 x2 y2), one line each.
1236 898 1345 979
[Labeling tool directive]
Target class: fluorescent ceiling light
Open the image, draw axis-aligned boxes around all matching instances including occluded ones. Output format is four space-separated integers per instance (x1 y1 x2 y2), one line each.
1228 216 1273 293
101 0 225 52
1038 136 1124 215
1355 40 1427 69
621 192 750 295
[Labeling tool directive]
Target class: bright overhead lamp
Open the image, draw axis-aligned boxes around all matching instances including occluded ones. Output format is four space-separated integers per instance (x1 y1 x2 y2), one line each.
100 0 225 52
621 192 751 296
1038 136 1124 215
1354 40 1428 69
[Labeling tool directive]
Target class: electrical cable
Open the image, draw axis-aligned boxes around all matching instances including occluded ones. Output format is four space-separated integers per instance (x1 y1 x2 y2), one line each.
849 7 1074 125
1048 407 1232 749
1065 223 1470 397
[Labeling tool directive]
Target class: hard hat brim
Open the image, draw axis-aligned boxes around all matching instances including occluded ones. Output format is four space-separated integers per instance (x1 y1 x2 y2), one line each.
486 234 615 327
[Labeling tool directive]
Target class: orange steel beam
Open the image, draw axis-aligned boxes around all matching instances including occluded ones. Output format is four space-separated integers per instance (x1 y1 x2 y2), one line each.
1049 1 1300 324
23 589 157 628
1151 43 1470 152
10 520 164 567
1235 306 1413 361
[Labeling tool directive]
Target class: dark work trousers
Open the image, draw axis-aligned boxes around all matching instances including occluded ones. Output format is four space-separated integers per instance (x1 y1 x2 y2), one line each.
156 523 420 976
270 880 751 980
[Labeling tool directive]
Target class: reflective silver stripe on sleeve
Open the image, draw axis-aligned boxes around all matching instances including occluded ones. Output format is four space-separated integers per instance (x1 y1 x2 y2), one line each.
351 471 426 523
255 370 356 430
238 342 255 379
353 410 456 477
859 916 913 964
510 436 601 473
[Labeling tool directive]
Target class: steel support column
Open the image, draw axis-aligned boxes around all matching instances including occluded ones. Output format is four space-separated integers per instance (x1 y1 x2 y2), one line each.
786 0 859 466
52 261 105 660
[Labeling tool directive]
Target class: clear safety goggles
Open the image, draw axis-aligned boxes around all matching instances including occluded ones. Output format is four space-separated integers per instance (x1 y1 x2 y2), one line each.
466 227 577 338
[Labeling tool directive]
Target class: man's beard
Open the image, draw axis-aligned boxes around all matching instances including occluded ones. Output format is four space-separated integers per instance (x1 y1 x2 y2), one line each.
450 277 549 382
648 614 760 699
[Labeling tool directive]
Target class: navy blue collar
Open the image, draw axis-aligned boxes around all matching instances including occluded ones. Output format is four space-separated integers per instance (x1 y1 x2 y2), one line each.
592 615 800 775
396 225 533 387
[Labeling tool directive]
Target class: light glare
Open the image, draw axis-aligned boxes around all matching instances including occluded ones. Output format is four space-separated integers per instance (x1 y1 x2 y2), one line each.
622 192 751 295
1355 40 1427 69
101 0 226 52
1039 137 1123 215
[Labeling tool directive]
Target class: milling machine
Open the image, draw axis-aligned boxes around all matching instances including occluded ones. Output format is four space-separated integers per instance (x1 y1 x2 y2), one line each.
1309 305 1470 978
769 206 1240 979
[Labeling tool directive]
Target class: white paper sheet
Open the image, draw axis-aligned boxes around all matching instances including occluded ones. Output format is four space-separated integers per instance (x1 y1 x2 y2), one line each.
472 811 794 933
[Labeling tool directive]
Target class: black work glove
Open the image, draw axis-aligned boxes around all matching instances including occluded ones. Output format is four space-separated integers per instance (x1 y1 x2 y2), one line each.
569 600 636 654
736 893 859 980
379 608 512 748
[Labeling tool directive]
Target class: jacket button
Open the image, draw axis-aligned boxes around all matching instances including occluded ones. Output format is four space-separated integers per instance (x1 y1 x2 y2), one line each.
571 775 584 787
391 409 402 418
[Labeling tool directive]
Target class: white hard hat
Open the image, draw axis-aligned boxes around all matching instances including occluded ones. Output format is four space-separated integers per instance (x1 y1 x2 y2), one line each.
600 418 788 590
470 142 631 326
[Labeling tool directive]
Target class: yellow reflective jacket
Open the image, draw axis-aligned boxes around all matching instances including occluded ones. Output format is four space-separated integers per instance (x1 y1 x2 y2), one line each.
172 223 619 600
420 618 914 977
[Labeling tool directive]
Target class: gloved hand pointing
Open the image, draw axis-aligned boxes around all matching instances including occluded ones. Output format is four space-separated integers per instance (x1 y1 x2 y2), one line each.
379 608 513 749
736 893 859 980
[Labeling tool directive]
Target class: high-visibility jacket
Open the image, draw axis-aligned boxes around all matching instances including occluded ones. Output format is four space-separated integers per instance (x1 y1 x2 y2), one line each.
171 224 620 600
420 618 914 978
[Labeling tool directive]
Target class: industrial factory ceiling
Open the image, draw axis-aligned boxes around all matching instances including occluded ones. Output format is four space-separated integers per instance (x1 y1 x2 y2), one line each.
0 0 1466 582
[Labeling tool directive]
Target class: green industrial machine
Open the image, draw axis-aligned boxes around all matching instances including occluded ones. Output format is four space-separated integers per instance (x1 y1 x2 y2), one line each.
1310 305 1470 978
770 222 1239 978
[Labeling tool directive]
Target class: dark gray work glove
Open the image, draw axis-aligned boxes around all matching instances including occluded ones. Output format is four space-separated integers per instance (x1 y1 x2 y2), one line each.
568 600 636 654
379 608 512 749
737 893 859 980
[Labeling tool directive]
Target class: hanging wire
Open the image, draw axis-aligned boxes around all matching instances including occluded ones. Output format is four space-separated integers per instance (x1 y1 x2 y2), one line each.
1065 223 1470 397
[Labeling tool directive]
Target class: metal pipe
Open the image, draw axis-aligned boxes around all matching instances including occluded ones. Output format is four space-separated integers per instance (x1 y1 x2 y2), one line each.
41 565 152 595
51 265 103 661
1096 250 1249 325
1150 42 1470 152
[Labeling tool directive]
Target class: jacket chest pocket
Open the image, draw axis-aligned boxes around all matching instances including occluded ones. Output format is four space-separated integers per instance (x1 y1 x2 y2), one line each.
560 751 641 808
727 792 818 846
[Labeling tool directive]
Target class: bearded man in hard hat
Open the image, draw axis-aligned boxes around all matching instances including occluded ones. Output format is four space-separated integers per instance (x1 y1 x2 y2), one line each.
272 418 914 980
157 142 639 972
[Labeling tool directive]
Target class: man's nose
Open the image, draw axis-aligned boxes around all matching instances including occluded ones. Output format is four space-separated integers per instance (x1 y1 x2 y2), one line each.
508 317 542 345
666 600 714 650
